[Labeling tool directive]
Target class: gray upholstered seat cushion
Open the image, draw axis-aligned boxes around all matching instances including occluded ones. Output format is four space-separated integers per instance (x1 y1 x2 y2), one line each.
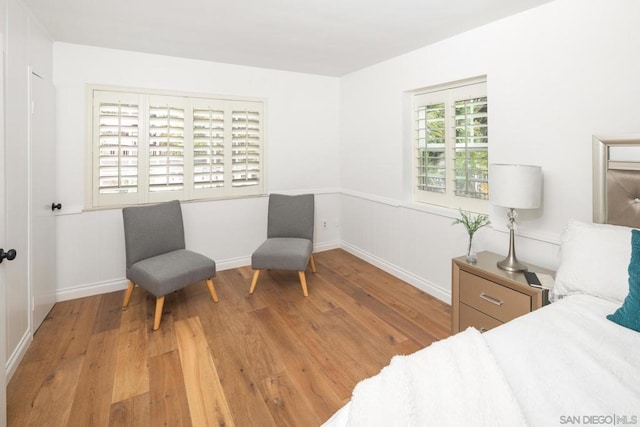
251 238 312 271
127 249 216 297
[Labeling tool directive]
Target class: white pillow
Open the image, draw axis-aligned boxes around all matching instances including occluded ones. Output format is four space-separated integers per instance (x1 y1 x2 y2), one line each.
554 219 633 303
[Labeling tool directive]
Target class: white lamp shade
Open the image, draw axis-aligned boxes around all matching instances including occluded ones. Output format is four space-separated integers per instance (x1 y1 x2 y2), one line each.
489 164 542 209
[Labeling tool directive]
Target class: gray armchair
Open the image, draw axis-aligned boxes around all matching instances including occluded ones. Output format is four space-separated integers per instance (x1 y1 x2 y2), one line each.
250 193 316 296
121 200 218 330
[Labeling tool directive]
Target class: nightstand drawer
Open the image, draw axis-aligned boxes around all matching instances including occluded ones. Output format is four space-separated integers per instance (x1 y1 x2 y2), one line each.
459 303 502 332
459 271 531 323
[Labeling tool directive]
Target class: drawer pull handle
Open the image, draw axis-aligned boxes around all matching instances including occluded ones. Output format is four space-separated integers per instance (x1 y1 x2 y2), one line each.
479 327 488 333
479 292 504 306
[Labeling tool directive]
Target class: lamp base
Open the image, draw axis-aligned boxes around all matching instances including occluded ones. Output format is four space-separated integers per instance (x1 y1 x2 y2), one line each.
497 210 528 273
497 255 528 272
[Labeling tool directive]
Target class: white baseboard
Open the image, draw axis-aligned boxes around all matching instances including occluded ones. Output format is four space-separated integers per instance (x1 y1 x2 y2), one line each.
315 240 341 253
5 330 33 382
55 239 342 302
56 277 130 302
340 241 451 304
216 255 251 271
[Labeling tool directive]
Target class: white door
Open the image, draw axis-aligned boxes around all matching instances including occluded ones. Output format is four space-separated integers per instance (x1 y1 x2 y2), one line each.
0 31 8 427
5 0 30 379
29 71 56 330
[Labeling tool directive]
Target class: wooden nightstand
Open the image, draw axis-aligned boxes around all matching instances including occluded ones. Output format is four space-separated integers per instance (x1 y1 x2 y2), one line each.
451 251 553 334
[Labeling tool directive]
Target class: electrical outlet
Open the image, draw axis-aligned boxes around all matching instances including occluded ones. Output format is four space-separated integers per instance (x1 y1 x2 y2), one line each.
322 219 328 229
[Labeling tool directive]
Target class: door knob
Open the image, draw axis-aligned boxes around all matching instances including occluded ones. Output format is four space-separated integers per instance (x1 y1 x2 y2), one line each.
51 202 62 211
0 248 17 263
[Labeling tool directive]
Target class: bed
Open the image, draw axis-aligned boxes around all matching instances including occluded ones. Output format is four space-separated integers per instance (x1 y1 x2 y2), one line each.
323 135 640 426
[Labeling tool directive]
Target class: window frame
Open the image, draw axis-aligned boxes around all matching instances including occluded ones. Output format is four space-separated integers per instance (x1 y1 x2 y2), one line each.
85 85 267 209
412 77 488 214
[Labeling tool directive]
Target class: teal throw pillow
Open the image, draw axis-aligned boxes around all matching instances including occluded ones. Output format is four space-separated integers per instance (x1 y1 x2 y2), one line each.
607 228 640 332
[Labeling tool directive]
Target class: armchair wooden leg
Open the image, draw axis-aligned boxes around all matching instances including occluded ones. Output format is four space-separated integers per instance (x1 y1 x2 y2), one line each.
153 296 166 331
309 255 316 273
249 270 261 294
122 281 135 308
206 278 219 303
298 271 309 297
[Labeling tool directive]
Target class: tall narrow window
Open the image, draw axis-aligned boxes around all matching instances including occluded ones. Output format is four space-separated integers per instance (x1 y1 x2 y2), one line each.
413 79 488 212
89 87 265 208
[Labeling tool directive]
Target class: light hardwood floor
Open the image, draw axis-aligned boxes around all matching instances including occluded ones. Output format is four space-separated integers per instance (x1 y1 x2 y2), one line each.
7 249 452 426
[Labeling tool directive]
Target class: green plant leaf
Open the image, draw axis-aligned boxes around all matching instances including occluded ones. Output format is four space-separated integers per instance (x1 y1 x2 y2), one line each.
452 209 490 236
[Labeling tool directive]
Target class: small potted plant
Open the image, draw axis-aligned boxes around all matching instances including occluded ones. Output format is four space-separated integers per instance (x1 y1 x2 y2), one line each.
453 210 490 263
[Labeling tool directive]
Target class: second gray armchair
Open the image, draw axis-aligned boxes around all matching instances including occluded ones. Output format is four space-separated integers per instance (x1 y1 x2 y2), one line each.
250 193 316 296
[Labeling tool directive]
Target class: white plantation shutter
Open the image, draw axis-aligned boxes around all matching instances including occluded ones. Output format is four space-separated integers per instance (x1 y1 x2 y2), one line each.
415 88 447 201
89 87 265 208
414 79 488 212
148 96 186 201
231 102 262 193
416 102 446 194
92 91 142 207
192 103 225 190
454 95 488 200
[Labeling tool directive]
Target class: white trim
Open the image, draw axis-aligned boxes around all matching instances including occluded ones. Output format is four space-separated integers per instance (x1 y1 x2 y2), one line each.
55 239 342 302
340 188 401 207
27 66 34 341
5 330 32 382
262 187 342 197
53 189 557 305
55 189 341 217
340 241 451 304
215 255 252 272
342 189 560 246
413 75 489 97
56 277 130 302
315 240 341 252
491 223 561 246
60 188 342 215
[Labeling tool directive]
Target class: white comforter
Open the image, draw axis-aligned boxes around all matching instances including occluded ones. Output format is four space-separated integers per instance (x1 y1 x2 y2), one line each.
324 294 640 427
342 328 526 427
485 294 640 426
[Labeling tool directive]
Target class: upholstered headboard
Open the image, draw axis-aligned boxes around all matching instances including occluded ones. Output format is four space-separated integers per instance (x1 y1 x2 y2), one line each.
593 134 640 228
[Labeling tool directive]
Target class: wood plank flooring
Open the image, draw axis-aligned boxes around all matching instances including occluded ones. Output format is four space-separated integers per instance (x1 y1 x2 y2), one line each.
7 249 452 426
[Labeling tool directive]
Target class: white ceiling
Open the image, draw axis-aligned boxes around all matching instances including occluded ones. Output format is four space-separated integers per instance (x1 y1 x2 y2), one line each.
25 0 554 76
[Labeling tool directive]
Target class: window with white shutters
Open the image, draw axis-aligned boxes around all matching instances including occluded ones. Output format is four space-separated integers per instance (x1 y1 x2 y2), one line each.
231 106 261 190
89 87 265 208
413 78 488 212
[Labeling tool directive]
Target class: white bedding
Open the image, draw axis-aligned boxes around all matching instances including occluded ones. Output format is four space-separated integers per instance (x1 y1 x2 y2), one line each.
486 294 640 426
345 327 525 426
324 294 640 427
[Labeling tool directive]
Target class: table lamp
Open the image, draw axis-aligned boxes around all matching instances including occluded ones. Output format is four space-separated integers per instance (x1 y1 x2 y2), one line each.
489 164 542 272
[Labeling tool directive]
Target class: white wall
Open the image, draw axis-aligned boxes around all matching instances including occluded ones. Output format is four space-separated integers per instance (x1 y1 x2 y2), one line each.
339 0 640 301
53 44 341 300
53 0 640 305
